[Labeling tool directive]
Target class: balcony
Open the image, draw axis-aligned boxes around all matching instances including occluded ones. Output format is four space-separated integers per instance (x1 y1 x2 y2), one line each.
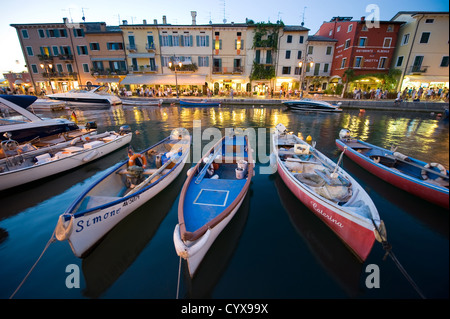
91 69 128 76
58 54 74 61
43 71 78 80
127 44 137 52
409 65 428 74
212 66 244 74
37 54 54 62
128 65 158 73
146 43 156 51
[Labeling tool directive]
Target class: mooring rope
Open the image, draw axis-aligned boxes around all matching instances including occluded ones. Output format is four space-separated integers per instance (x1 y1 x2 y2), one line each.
176 256 182 299
9 231 56 299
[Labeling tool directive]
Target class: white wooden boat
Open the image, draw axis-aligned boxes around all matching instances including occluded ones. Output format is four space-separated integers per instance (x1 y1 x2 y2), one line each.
174 133 253 277
121 99 163 106
272 123 385 261
55 129 191 257
0 128 132 191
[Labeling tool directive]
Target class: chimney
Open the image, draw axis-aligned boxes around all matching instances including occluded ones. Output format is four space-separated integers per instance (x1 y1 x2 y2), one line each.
154 19 158 24
122 20 128 25
191 11 197 25
162 15 167 24
143 19 147 24
361 16 365 21
63 17 68 24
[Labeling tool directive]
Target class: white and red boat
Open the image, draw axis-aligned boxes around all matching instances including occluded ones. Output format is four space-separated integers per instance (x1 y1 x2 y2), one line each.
272 124 386 261
336 129 449 209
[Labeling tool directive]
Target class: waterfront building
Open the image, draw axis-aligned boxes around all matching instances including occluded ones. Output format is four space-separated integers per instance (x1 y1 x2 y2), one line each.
2 71 33 94
86 23 127 91
390 11 449 91
315 16 403 93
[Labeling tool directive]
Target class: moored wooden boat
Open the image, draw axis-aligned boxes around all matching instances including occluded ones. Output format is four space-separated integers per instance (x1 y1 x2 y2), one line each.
179 99 221 107
121 99 163 106
0 127 132 191
272 123 385 262
54 128 191 257
173 133 253 277
336 129 449 209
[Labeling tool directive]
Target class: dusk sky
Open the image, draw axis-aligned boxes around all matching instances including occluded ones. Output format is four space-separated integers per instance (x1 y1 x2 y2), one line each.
1 0 448 75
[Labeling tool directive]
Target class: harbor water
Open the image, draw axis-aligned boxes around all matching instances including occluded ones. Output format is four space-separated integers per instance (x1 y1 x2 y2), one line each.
0 103 448 299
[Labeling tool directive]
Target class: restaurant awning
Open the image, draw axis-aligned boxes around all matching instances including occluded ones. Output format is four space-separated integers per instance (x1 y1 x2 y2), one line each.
127 53 155 58
405 75 450 83
120 74 207 86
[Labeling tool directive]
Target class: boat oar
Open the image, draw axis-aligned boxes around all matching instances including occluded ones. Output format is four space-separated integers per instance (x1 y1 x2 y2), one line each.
330 146 347 179
195 145 222 184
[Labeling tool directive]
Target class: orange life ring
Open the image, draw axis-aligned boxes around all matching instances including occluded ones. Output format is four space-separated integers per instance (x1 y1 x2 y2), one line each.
128 153 147 168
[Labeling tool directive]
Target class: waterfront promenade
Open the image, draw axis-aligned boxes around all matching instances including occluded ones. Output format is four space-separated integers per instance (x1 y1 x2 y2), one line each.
123 95 450 113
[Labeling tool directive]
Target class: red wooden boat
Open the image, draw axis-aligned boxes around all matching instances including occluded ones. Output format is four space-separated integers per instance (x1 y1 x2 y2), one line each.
272 124 386 261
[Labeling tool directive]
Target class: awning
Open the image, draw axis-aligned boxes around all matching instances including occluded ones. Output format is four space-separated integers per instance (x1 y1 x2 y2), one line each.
91 57 126 61
405 75 449 83
120 74 207 86
127 53 155 58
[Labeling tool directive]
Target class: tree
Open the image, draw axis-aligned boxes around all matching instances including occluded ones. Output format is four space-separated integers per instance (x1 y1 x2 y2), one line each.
341 68 355 97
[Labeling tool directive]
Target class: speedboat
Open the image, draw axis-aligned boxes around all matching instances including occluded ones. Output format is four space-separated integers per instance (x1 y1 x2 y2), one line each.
282 98 342 112
1 94 79 143
47 85 122 106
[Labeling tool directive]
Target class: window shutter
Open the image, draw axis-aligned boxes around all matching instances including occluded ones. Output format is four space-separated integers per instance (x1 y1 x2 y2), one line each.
190 35 193 47
196 35 199 46
206 35 209 47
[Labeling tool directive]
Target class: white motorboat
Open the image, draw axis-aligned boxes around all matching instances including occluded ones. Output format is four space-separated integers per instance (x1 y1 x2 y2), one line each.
0 127 132 191
47 85 122 106
1 94 78 143
282 98 342 112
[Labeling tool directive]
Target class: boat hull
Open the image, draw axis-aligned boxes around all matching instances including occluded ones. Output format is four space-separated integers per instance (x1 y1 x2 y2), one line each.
180 100 221 107
277 159 376 261
173 194 246 276
0 133 132 191
336 139 449 209
282 100 341 112
63 146 189 257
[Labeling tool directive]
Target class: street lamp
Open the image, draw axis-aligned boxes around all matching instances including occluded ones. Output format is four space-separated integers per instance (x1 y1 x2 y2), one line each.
40 63 54 94
298 59 313 99
168 60 183 98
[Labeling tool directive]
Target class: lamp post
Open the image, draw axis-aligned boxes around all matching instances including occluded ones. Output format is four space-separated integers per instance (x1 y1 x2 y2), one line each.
298 59 313 99
168 60 182 98
40 63 54 94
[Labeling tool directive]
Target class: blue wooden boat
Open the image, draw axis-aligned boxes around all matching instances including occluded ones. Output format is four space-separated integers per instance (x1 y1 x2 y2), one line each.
174 133 253 277
179 99 221 107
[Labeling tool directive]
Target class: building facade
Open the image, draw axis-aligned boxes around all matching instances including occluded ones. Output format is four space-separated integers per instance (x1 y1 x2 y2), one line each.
391 11 449 91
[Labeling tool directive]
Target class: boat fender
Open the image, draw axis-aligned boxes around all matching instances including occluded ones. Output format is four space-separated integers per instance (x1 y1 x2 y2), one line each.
187 167 195 177
393 152 409 161
174 225 211 259
55 215 73 241
421 163 447 181
82 150 98 162
211 174 219 179
129 153 148 168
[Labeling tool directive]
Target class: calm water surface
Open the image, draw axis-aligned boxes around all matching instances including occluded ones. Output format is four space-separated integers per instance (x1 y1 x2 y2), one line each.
0 103 448 299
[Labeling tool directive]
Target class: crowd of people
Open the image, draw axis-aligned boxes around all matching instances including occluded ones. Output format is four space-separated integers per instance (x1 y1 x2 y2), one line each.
352 86 449 103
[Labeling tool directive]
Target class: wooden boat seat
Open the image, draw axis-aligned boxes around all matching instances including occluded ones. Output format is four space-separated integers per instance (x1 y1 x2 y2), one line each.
78 195 121 211
344 141 372 150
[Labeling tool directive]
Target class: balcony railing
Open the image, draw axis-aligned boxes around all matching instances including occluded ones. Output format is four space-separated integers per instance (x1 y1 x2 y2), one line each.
409 65 428 74
58 54 74 60
128 65 158 73
127 44 137 52
146 43 156 51
42 72 78 79
91 69 128 76
212 66 244 74
37 54 54 62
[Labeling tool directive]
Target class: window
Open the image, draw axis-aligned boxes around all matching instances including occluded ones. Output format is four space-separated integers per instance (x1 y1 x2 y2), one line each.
52 46 59 56
235 38 244 50
183 35 192 47
354 56 363 68
287 35 292 43
307 46 313 54
90 43 100 50
337 26 341 32
361 25 368 31
82 64 89 73
31 64 38 74
172 35 180 46
107 42 123 50
60 46 71 55
93 61 104 70
299 36 304 44
401 33 410 45
282 67 291 75
294 66 301 75
297 51 302 59
347 24 353 32
378 57 388 69
358 37 367 47
313 63 320 76
441 56 449 67
326 46 332 55
425 19 434 23
396 56 404 67
387 24 394 32
73 29 84 37
285 50 291 59
38 29 45 38
160 35 171 46
198 56 209 67
197 35 209 47
345 39 351 49
21 29 29 38
383 38 392 48
323 63 329 73
328 30 333 36
56 64 63 73
26 46 33 56
66 64 73 73
420 32 430 44
77 46 88 55
341 58 347 68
